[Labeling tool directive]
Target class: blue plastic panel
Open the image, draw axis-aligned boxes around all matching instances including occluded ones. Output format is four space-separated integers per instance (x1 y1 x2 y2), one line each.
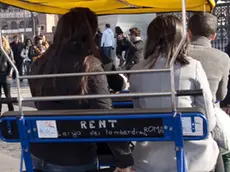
0 112 208 143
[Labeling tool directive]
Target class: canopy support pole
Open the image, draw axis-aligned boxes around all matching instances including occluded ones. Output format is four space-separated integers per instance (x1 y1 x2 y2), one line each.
170 0 187 171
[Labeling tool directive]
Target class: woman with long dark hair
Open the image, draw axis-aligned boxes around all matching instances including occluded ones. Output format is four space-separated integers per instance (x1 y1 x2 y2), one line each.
29 8 133 172
129 15 218 172
20 38 33 75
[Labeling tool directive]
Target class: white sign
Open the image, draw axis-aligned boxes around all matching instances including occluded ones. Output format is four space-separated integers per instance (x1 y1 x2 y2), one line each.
182 117 203 136
36 120 58 138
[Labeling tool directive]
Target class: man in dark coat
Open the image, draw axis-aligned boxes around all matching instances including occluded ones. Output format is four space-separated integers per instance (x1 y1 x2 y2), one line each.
10 35 23 81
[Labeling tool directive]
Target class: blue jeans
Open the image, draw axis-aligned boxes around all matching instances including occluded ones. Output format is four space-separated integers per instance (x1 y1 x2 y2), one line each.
103 47 112 59
32 155 98 172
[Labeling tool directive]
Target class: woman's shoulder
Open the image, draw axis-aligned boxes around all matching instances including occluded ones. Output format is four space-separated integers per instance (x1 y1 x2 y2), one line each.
89 56 103 72
186 56 200 64
181 56 202 70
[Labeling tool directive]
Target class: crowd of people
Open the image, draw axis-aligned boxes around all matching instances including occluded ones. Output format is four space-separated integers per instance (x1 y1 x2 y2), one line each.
0 7 230 172
0 34 49 113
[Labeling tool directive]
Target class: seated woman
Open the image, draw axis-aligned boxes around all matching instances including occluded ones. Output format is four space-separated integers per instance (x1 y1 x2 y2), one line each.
129 15 219 172
29 8 133 172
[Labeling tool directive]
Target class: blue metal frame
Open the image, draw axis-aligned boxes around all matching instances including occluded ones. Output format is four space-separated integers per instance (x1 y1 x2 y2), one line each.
0 111 208 172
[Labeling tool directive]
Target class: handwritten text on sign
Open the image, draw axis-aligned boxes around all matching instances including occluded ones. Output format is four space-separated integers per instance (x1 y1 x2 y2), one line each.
36 118 164 139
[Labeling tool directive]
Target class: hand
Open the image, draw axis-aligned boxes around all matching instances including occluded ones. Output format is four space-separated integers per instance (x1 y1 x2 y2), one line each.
117 34 124 40
114 167 135 172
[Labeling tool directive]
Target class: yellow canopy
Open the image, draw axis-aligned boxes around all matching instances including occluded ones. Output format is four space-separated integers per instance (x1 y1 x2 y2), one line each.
0 0 215 15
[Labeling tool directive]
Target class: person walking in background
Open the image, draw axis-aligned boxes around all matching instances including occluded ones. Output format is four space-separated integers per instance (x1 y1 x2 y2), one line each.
40 34 49 50
20 38 33 75
123 27 144 70
95 28 102 48
0 36 14 114
32 35 46 62
10 35 23 81
101 23 114 60
115 26 127 67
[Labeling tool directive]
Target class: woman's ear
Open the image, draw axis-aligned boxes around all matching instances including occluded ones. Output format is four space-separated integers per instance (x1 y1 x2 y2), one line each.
210 33 217 41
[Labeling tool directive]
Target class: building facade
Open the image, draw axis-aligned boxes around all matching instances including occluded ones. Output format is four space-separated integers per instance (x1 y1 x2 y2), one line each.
0 6 58 42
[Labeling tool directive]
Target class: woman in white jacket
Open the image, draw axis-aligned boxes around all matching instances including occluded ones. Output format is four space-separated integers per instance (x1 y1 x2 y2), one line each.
20 38 32 75
20 38 33 59
129 15 219 172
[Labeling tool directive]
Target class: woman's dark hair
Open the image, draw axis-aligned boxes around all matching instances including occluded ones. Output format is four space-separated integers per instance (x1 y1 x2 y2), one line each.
31 7 99 97
115 26 123 35
24 38 32 47
145 15 189 67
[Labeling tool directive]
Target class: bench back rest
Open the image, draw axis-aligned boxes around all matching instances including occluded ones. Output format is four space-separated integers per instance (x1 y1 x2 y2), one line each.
0 108 208 143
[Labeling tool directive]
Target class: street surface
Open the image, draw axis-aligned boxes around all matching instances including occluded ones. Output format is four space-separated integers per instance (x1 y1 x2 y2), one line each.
0 80 34 172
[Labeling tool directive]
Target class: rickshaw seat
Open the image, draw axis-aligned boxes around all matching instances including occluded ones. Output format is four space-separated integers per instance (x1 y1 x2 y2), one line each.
0 108 208 171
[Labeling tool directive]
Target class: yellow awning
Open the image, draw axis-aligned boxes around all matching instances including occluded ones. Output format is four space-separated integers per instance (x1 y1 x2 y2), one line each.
0 0 215 15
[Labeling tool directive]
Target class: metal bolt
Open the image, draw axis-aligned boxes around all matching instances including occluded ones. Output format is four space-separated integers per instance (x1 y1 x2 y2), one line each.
24 149 28 152
27 130 31 133
164 126 168 130
33 128 37 132
169 127 173 131
175 147 180 151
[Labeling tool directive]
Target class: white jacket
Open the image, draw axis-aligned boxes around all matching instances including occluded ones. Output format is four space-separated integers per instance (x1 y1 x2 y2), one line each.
129 56 219 172
101 28 114 47
21 48 29 59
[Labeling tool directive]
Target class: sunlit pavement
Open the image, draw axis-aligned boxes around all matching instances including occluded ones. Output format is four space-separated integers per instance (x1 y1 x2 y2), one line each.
0 79 33 172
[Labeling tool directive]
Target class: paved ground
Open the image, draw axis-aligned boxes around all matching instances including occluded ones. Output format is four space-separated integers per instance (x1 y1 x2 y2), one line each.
0 80 35 172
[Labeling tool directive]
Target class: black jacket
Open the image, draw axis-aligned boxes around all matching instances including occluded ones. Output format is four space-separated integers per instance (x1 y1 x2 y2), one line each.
10 42 23 64
100 47 126 91
29 57 133 167
116 38 144 70
0 50 14 82
116 37 128 59
124 40 144 69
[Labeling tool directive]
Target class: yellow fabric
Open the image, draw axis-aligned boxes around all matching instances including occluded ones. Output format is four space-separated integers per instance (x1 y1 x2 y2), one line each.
1 0 215 14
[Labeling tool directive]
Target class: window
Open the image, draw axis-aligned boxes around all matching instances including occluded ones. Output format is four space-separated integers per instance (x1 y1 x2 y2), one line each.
2 21 8 30
27 19 33 28
19 21 25 29
11 21 18 29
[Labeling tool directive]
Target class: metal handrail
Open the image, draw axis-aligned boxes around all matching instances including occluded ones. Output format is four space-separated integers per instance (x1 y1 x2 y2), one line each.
19 68 171 79
21 92 172 102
